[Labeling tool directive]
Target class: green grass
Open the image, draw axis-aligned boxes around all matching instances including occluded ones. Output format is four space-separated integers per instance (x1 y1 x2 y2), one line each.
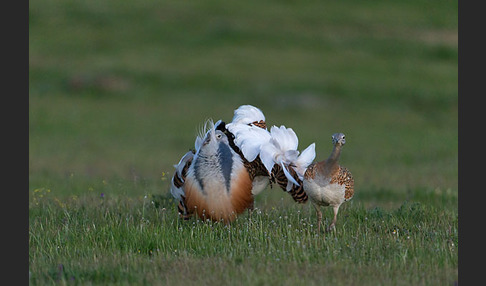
30 0 457 284
29 186 457 285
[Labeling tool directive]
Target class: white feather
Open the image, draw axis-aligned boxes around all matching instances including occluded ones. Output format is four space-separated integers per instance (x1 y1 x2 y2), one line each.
259 125 314 189
260 142 280 174
230 105 265 126
233 126 271 162
240 140 265 162
260 125 299 169
269 126 298 151
226 122 251 140
294 143 316 180
226 106 270 162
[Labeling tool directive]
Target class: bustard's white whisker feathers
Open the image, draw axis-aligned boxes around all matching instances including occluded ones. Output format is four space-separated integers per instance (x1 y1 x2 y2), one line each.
194 119 221 151
198 118 215 138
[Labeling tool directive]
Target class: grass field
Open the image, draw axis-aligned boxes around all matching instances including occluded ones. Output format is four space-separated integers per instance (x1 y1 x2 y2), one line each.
29 0 458 285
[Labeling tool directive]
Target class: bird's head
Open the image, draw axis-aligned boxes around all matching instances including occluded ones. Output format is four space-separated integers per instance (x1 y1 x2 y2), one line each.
203 129 229 147
195 119 229 153
332 133 346 146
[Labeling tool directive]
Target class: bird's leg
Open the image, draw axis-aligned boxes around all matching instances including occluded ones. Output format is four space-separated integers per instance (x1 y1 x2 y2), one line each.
313 203 323 234
327 205 340 232
247 199 255 221
249 199 255 211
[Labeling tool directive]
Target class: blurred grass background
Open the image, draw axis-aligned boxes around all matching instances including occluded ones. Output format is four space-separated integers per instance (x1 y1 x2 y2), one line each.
29 0 457 199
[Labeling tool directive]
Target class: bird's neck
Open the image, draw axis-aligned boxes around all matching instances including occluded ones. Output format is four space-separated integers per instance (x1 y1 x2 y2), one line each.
326 144 342 165
314 144 341 177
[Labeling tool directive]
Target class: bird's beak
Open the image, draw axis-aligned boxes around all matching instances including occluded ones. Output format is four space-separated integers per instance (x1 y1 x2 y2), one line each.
203 136 211 146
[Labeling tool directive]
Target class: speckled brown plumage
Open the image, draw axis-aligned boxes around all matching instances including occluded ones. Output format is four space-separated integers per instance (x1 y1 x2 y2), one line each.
304 155 354 202
250 120 266 129
302 133 354 233
330 166 354 201
303 163 317 181
271 164 308 203
247 157 270 181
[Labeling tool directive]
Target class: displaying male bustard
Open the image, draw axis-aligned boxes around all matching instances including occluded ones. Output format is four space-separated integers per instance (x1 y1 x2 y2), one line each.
303 133 354 233
170 105 316 223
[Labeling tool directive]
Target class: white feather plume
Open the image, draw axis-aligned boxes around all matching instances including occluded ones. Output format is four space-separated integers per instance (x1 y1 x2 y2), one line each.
260 126 298 172
229 105 265 126
226 105 270 162
293 143 316 180
229 123 271 162
259 125 316 190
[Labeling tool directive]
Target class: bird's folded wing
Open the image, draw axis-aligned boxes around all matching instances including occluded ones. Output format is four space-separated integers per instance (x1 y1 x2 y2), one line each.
170 151 194 201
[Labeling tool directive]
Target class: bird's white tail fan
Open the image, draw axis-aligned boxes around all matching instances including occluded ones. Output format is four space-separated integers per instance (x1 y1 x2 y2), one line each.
225 105 270 162
260 125 316 190
293 143 316 180
260 126 301 190
229 105 265 126
228 123 271 162
260 126 297 172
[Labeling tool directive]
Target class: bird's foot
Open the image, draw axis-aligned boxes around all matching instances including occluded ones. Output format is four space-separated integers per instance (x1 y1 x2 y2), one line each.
326 224 336 233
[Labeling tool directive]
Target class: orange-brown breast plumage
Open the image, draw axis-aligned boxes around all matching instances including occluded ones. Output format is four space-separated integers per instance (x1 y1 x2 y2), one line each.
183 164 253 223
172 124 255 223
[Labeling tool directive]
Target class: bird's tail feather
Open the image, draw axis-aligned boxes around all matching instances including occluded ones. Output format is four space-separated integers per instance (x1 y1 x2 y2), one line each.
259 125 315 189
